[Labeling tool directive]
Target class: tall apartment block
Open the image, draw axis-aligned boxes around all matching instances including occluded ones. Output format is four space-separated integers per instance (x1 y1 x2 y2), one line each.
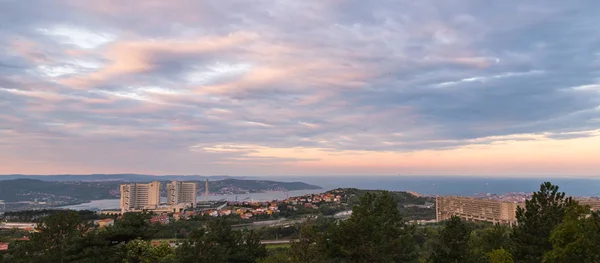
120 181 161 213
436 196 524 226
167 181 197 208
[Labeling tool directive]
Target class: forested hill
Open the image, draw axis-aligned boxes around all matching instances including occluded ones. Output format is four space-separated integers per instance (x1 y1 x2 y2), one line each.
0 178 322 203
337 188 434 205
208 179 321 194
0 179 117 202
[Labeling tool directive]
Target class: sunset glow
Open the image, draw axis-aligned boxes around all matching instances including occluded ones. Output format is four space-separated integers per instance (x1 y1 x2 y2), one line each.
1 0 599 176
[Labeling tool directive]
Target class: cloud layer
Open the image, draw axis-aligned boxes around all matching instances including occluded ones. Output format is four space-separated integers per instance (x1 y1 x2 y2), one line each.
1 0 600 176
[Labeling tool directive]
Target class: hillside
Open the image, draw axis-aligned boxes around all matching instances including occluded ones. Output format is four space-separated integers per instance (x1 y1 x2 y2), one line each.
0 179 117 203
206 179 322 194
334 188 436 220
0 178 322 205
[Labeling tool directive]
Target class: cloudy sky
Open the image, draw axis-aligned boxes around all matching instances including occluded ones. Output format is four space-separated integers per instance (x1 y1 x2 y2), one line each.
1 0 599 177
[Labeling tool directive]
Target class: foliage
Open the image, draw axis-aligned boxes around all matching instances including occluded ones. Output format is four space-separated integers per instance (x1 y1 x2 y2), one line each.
121 239 175 263
512 182 573 263
1 209 111 222
327 191 418 262
467 224 512 262
174 218 267 263
429 216 472 263
9 211 91 263
489 248 514 263
544 203 600 263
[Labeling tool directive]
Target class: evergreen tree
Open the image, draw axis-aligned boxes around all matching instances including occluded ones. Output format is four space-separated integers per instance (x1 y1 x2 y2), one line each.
174 218 267 263
544 203 600 262
467 224 512 262
326 191 418 262
430 216 472 263
122 238 175 263
512 182 573 263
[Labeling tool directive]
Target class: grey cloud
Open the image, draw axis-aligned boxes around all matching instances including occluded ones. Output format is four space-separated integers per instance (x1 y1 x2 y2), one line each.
1 0 600 172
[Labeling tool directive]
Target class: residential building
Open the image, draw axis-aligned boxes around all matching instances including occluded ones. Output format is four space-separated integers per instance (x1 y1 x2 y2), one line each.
120 181 160 213
151 215 170 225
575 198 600 211
436 196 524 226
167 181 197 208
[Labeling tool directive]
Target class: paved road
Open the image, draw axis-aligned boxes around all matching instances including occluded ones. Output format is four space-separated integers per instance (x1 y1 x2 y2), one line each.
261 239 296 244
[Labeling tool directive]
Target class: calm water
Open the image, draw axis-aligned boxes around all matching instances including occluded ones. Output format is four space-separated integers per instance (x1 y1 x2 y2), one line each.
61 189 325 210
253 176 600 197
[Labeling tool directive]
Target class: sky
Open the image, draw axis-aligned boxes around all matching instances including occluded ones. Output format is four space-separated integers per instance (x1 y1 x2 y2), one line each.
1 0 600 177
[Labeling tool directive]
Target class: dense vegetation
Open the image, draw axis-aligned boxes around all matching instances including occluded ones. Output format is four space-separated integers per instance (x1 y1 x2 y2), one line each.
1 182 596 262
206 179 322 193
1 210 114 222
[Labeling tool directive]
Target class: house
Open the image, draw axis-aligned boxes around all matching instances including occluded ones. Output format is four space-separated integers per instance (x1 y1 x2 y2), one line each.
0 242 8 251
94 218 115 228
172 212 182 221
241 213 253 219
151 215 170 225
219 209 232 216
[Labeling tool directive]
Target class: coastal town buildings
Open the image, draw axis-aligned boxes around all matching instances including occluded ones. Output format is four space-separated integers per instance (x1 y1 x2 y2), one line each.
167 181 197 208
120 181 161 213
436 196 524 225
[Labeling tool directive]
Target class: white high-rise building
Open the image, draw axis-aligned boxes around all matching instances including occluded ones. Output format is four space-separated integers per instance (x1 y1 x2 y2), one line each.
120 181 160 213
167 181 197 208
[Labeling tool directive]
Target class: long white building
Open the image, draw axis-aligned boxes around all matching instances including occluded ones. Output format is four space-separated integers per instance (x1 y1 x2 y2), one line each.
120 181 160 213
167 181 197 208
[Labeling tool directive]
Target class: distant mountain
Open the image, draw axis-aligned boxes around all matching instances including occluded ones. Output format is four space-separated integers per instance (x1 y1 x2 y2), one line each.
0 174 235 182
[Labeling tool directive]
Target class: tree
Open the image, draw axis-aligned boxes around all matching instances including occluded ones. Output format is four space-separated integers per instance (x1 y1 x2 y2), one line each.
288 221 329 263
544 203 600 263
122 239 175 263
104 212 155 244
175 218 267 263
512 182 573 263
257 249 293 263
489 248 514 263
21 211 90 263
467 224 512 262
430 216 472 263
325 191 418 262
235 229 267 262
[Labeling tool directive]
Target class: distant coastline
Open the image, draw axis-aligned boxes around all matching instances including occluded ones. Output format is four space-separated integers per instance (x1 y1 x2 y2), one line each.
61 189 327 210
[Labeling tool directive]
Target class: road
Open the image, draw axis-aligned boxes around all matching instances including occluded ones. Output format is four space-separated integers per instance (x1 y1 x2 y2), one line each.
261 239 296 244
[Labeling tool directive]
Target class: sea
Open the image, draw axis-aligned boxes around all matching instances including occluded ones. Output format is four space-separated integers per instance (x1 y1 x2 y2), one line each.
61 176 600 211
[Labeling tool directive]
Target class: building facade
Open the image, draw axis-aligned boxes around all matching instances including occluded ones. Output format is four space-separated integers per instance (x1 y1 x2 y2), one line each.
436 196 524 226
167 181 197 208
120 181 160 213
